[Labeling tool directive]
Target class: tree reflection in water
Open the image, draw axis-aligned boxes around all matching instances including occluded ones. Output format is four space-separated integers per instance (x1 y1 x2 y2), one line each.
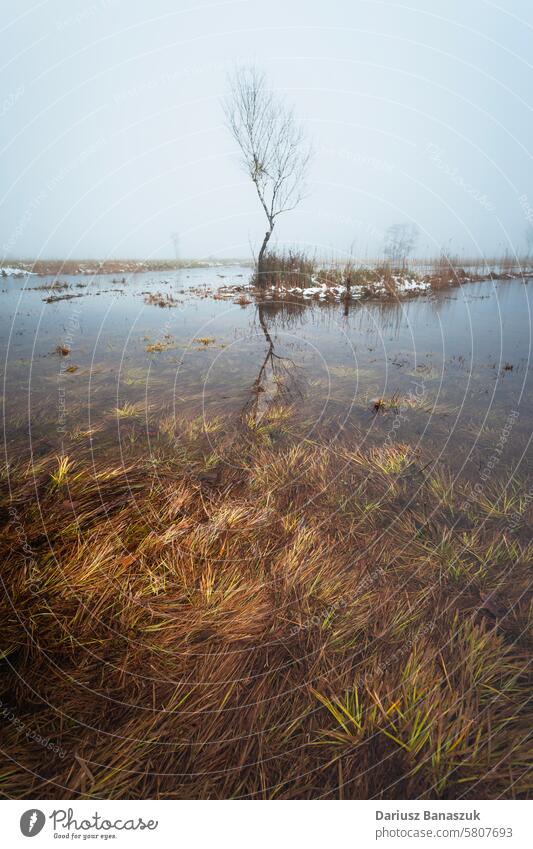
245 301 307 425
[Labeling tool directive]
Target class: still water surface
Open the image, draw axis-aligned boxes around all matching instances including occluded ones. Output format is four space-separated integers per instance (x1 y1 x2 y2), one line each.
1 266 531 480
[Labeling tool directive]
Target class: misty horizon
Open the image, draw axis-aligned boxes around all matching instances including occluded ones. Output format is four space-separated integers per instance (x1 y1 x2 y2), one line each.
2 1 533 261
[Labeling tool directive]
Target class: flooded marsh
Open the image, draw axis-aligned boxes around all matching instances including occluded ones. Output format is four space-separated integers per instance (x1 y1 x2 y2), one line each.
1 265 532 800
2 266 531 476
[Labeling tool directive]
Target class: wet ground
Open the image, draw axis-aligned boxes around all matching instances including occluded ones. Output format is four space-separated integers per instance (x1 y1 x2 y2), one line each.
1 265 531 482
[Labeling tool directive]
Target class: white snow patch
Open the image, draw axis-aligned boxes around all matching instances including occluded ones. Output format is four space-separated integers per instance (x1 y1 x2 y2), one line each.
395 278 430 293
1 266 36 277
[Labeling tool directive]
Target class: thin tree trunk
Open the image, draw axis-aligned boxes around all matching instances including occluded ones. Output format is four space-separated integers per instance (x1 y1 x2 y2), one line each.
257 226 273 287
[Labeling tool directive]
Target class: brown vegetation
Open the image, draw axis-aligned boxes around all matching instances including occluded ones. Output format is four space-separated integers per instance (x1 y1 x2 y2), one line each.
143 292 180 308
3 260 248 276
250 249 316 289
246 250 533 301
0 412 531 799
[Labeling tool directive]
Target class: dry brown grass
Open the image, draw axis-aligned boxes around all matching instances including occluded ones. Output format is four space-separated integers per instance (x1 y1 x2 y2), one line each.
251 249 316 289
0 419 531 799
143 292 180 309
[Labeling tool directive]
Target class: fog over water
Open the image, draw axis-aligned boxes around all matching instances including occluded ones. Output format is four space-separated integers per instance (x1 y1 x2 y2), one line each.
2 0 533 260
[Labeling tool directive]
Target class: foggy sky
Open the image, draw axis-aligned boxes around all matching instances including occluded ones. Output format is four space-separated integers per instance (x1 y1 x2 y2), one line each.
2 0 533 260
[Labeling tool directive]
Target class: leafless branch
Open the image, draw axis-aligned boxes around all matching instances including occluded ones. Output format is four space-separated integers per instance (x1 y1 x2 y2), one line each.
224 66 312 282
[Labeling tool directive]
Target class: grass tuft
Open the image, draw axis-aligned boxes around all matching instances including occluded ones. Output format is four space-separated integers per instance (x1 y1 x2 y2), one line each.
0 413 531 800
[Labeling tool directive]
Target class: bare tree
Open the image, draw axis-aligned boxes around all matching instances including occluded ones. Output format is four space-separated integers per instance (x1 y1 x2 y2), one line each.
224 66 311 285
383 223 419 270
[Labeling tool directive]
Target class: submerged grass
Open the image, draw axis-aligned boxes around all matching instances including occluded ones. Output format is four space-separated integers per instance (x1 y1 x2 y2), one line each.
0 414 531 799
